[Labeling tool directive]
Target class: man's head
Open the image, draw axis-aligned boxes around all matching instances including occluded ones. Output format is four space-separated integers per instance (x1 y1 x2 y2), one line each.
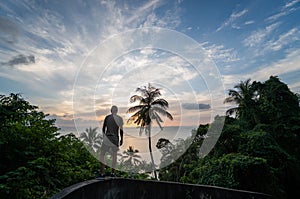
111 105 118 114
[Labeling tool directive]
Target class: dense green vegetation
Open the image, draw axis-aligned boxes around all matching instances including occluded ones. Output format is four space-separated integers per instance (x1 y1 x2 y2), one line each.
0 93 150 198
0 94 100 199
158 76 300 198
1 76 299 198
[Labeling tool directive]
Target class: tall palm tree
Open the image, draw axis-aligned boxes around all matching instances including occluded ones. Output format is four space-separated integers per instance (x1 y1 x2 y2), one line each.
224 79 259 126
127 83 173 179
79 127 102 152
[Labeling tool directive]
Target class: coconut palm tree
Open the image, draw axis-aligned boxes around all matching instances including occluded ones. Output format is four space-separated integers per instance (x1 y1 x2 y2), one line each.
79 127 102 152
224 79 259 127
127 83 173 179
121 146 142 168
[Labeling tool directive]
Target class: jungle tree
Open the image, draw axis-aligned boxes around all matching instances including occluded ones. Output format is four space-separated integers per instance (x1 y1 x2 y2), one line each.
127 83 173 179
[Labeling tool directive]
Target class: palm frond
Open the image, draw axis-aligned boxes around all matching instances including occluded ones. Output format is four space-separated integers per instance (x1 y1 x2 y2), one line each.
226 107 238 116
151 106 173 120
136 86 148 97
224 89 242 103
224 96 235 103
127 105 144 113
139 126 145 136
153 112 163 122
79 132 88 140
130 95 143 103
164 111 173 120
127 111 141 123
155 117 163 130
149 89 161 100
152 98 168 108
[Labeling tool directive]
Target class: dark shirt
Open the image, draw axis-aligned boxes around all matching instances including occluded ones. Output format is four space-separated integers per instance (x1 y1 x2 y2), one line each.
102 114 123 137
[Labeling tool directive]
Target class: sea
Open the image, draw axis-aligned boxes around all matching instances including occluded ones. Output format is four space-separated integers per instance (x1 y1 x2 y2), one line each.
58 126 196 166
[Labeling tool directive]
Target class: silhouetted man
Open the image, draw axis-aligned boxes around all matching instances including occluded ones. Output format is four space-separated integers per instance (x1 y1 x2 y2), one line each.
99 105 123 177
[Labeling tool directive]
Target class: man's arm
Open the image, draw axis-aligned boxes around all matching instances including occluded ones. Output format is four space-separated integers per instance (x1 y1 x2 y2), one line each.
119 117 124 146
119 128 123 146
102 117 107 134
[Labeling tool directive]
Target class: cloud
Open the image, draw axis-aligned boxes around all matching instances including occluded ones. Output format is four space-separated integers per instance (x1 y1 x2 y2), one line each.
223 49 300 89
285 0 300 8
264 28 299 52
0 16 20 44
216 9 248 32
244 20 254 25
289 81 300 93
267 0 300 21
201 42 240 63
1 54 35 67
0 1 181 91
243 23 279 47
125 0 161 24
243 24 299 58
182 103 210 110
100 0 180 37
251 49 300 81
0 1 213 128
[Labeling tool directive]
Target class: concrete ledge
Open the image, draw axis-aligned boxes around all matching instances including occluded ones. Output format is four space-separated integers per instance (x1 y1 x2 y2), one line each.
50 178 272 199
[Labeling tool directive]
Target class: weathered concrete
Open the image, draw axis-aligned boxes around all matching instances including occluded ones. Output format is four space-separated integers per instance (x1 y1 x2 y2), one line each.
50 178 271 199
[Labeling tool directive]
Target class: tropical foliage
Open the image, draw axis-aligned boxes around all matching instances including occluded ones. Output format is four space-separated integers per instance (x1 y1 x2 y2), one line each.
2 75 300 198
120 146 142 167
127 83 173 179
224 78 258 129
0 94 100 199
79 126 102 158
158 76 300 198
118 146 143 176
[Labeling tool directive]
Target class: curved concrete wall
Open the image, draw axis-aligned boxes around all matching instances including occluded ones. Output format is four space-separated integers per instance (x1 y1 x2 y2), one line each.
50 178 271 199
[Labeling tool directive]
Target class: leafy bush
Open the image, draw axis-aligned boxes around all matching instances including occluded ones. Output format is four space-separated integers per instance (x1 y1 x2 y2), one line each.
0 94 100 199
159 77 300 198
181 153 277 193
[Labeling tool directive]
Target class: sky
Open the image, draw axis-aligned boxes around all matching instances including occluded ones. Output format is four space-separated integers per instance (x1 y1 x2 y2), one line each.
0 0 300 132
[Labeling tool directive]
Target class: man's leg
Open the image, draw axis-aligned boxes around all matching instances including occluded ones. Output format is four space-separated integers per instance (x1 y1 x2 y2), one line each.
99 149 106 175
111 149 117 175
110 137 119 176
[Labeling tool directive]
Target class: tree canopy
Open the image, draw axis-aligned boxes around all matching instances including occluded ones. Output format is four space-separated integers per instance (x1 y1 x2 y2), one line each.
158 76 300 198
0 94 100 199
1 75 300 198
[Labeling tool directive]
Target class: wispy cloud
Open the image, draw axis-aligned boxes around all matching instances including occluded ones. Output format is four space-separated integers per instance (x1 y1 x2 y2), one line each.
264 28 299 51
267 0 300 21
0 0 183 117
243 23 279 47
223 49 300 88
1 0 298 129
125 0 161 24
243 24 299 58
253 49 300 81
216 9 248 32
244 20 254 25
289 81 300 93
101 0 180 36
201 42 240 63
285 0 300 8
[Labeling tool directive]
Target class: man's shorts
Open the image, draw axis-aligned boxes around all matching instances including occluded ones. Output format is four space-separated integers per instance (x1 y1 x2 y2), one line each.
101 135 119 152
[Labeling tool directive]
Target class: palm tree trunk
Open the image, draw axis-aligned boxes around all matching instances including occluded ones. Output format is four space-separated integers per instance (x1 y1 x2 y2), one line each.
148 125 157 179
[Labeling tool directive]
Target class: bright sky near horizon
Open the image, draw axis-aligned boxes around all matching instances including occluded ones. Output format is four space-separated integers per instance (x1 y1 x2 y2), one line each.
0 0 300 131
